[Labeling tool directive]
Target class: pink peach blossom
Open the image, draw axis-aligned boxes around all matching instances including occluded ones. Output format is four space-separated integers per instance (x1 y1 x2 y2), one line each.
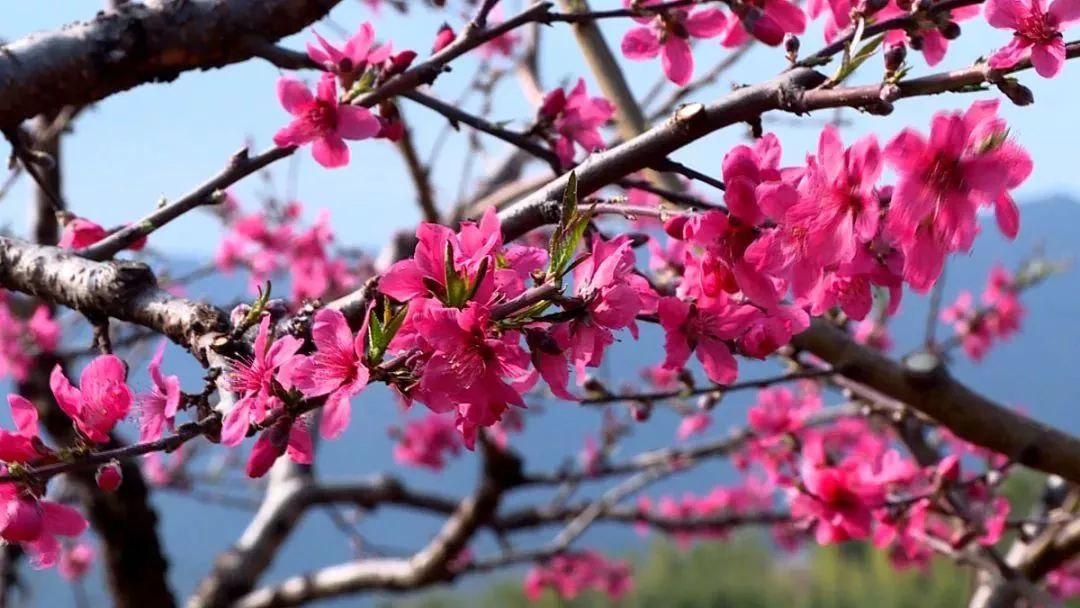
985 0 1080 77
286 308 370 439
49 355 133 444
273 73 380 169
620 1 728 85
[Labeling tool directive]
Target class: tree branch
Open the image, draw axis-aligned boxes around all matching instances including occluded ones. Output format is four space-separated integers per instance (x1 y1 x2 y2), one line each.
0 0 344 130
791 320 1080 484
80 146 295 260
0 237 229 355
231 441 522 608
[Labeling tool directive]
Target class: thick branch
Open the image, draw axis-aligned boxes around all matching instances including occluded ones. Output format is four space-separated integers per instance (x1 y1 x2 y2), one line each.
232 443 521 608
0 237 228 354
497 67 829 241
187 476 461 608
792 320 1080 484
0 0 342 130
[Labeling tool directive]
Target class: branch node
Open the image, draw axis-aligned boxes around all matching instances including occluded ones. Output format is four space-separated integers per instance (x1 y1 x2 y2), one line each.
901 349 948 386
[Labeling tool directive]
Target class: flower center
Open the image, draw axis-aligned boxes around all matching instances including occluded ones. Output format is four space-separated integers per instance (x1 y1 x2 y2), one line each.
305 100 338 133
1018 7 1061 43
925 154 965 194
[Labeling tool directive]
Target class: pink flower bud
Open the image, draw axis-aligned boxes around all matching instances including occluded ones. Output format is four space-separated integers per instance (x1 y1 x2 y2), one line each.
783 34 799 60
631 403 651 422
59 542 94 581
379 118 404 142
884 43 907 74
96 461 123 492
432 24 455 54
385 50 417 76
663 215 689 239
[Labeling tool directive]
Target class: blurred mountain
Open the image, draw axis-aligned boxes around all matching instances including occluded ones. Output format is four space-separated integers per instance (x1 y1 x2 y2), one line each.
11 195 1080 607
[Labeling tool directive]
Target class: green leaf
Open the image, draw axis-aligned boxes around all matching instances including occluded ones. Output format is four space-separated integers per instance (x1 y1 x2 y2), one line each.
443 240 470 307
240 280 273 334
830 33 883 85
546 172 593 280
367 301 409 364
368 314 385 358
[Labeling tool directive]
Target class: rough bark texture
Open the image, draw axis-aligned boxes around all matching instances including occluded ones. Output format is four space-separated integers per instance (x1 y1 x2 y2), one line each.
0 236 228 354
0 0 342 130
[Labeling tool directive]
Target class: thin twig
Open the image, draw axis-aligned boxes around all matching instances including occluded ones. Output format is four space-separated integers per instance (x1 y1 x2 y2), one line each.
79 146 294 260
394 113 440 223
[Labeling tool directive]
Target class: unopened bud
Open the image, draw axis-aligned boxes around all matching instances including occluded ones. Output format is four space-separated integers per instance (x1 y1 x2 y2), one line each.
96 461 123 492
884 42 907 74
229 303 252 326
385 50 417 77
632 403 651 422
432 24 455 54
379 118 404 142
939 21 961 39
663 215 689 239
783 34 800 61
998 79 1035 106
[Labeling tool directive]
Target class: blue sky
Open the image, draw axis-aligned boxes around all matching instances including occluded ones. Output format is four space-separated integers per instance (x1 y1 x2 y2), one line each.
2 1 1078 258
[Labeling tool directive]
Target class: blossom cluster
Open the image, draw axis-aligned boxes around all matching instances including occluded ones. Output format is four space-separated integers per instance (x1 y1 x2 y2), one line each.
523 550 633 601
0 356 138 568
215 197 370 303
0 0 1072 595
706 387 1010 567
621 0 1077 85
941 265 1026 360
637 481 773 547
621 0 803 85
0 292 58 384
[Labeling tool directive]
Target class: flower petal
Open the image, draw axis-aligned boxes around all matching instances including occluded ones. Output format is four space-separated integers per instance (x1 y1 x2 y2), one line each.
336 106 381 140
621 27 661 59
7 395 39 438
276 78 313 115
661 37 694 86
311 134 350 168
684 8 728 38
320 390 352 439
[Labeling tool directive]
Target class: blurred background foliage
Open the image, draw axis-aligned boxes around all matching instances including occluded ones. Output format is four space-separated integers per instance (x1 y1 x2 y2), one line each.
385 471 1080 608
